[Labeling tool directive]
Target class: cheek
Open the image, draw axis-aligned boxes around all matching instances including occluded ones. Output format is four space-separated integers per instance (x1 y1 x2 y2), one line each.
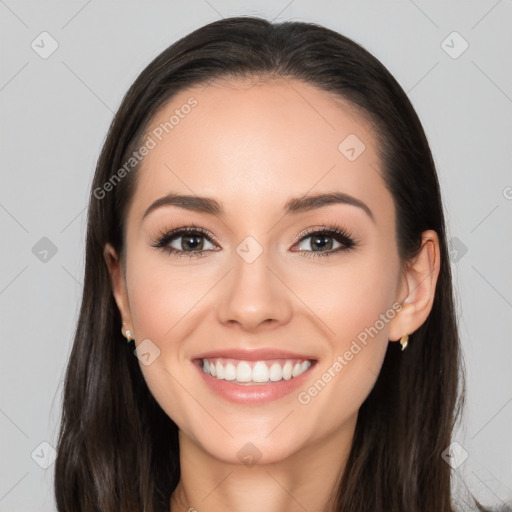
126 254 210 342
297 250 398 408
302 252 399 342
294 286 394 438
124 256 206 428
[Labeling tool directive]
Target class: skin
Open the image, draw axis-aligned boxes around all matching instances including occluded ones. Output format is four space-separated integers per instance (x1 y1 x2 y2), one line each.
104 77 440 512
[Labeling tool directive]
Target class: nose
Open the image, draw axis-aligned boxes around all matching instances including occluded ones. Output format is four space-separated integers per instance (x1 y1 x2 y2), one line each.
216 248 293 332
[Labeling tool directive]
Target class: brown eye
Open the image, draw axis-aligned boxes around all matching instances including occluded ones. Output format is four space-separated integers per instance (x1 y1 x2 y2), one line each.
169 233 211 252
292 226 357 258
297 232 338 251
151 227 217 259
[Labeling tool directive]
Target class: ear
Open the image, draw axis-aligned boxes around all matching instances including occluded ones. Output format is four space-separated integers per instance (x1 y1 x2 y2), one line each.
103 242 133 337
388 230 441 343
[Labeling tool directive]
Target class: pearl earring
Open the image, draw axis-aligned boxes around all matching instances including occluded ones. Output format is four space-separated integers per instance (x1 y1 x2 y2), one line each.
122 322 133 344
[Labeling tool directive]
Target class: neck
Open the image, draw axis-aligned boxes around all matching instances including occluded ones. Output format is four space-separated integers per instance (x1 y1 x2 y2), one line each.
170 416 356 512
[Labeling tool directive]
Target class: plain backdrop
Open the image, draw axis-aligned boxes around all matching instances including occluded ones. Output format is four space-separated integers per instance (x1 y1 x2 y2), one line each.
1 1 511 510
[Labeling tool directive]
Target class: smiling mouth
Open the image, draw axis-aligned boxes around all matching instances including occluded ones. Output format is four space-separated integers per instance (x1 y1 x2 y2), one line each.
195 357 317 385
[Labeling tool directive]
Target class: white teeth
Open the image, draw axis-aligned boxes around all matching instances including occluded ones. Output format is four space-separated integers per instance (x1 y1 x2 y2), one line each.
215 361 225 379
200 357 313 384
282 361 293 380
252 361 269 382
224 363 237 381
291 362 302 377
269 362 283 382
236 361 252 383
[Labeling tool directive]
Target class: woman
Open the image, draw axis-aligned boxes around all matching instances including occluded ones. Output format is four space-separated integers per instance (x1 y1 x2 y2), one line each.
54 16 495 512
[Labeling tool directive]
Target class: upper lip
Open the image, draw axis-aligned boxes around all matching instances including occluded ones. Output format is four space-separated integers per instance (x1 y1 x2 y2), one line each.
193 348 316 361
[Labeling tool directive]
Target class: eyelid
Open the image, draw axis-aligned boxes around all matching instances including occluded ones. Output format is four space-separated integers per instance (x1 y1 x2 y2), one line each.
152 225 219 246
295 223 359 246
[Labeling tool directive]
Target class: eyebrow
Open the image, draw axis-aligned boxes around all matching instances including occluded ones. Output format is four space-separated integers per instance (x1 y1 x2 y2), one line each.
142 191 375 223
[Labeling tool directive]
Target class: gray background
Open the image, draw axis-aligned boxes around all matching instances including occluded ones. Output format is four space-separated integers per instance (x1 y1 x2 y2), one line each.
1 1 511 510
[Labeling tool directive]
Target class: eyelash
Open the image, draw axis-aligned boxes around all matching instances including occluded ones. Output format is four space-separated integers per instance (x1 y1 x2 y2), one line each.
150 223 359 260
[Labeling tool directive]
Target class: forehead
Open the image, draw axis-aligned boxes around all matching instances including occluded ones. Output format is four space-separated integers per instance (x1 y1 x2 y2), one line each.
128 77 394 228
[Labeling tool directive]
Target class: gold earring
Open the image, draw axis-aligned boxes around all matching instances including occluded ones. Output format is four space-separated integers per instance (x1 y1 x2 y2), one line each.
400 334 409 351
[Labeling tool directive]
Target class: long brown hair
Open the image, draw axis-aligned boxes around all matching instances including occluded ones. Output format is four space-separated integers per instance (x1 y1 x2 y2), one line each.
54 16 488 512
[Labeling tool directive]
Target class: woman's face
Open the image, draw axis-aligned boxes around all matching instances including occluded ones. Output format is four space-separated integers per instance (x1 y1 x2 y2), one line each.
108 77 410 465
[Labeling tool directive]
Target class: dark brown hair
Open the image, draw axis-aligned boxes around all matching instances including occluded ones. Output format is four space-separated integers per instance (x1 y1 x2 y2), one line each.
54 15 489 512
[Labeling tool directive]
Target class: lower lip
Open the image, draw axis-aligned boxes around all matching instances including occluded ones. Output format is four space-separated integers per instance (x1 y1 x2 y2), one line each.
193 360 317 404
